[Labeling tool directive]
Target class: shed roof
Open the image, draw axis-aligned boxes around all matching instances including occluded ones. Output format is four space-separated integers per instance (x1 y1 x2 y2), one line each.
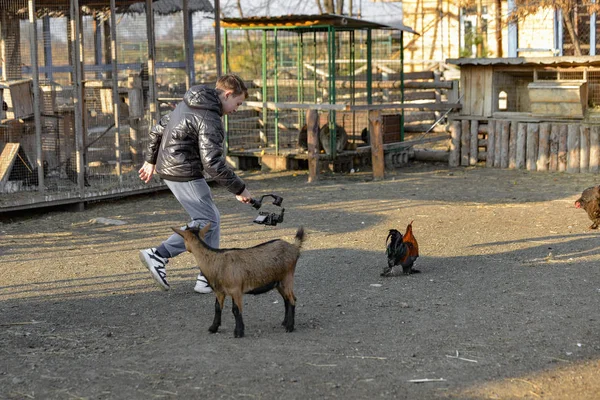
447 56 600 68
221 14 418 35
123 0 213 15
3 0 212 16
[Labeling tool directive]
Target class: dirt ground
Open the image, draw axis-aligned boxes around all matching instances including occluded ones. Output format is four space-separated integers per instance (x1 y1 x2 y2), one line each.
1 162 600 400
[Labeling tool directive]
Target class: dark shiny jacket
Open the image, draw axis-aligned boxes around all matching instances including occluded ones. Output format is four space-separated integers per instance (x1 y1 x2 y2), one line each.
144 85 246 195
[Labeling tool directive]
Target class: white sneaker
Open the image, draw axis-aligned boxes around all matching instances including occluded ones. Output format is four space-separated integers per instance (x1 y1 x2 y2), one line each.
139 248 170 291
194 272 212 294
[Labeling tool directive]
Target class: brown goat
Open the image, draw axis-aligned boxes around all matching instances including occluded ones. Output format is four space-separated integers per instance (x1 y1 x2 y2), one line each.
172 224 306 338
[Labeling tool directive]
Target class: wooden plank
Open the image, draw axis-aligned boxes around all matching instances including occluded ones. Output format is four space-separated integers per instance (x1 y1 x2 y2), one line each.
537 123 550 171
516 122 527 169
493 120 502 168
483 66 494 117
500 120 510 169
404 71 435 80
580 125 590 172
471 69 484 116
306 109 319 183
590 126 600 173
461 120 470 166
461 67 472 116
567 124 580 173
244 101 462 112
469 119 479 166
526 123 539 171
486 119 495 168
549 124 559 171
369 110 385 180
508 120 517 169
530 102 585 118
404 91 437 102
0 143 20 184
558 124 568 172
449 120 461 167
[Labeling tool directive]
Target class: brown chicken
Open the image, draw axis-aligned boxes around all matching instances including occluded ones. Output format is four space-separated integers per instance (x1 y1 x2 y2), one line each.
382 221 420 277
575 185 600 229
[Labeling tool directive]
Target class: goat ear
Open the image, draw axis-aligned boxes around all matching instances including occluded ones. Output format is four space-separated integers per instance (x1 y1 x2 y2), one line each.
172 227 186 237
199 223 211 238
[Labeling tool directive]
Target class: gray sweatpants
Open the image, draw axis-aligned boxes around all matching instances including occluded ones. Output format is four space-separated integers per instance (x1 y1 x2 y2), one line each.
161 178 220 258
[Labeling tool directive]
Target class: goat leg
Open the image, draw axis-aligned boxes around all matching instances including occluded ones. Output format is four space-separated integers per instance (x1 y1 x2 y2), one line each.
209 295 224 334
282 298 290 328
284 302 295 332
232 300 245 338
279 289 296 332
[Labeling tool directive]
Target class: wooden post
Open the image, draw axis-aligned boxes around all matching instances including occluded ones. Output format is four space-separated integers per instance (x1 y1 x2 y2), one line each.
145 0 159 126
461 119 470 166
567 124 580 173
128 74 143 166
558 124 568 172
28 0 44 191
537 122 550 171
549 123 559 171
590 125 600 173
306 109 320 183
449 120 461 167
494 120 502 168
469 119 479 165
110 0 122 181
508 120 517 169
500 120 510 168
580 125 590 172
516 122 527 169
369 110 384 180
526 123 538 171
486 120 495 168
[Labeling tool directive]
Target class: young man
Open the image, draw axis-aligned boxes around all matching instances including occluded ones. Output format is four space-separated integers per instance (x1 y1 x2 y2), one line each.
138 74 252 293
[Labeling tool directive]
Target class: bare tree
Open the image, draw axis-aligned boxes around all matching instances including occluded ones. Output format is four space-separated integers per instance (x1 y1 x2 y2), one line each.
316 0 344 14
510 0 600 56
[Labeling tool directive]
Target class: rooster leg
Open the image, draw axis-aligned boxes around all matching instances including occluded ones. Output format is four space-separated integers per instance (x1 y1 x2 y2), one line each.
402 263 421 275
590 221 599 229
381 258 396 277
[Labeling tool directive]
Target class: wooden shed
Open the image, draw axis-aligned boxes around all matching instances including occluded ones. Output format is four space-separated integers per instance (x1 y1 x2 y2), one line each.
446 56 600 174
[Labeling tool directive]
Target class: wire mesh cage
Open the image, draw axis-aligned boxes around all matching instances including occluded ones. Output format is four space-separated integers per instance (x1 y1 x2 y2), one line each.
0 0 218 210
222 17 416 159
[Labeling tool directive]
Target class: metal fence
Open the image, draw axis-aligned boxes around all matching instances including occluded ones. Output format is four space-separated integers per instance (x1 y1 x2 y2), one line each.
0 0 217 212
223 28 405 151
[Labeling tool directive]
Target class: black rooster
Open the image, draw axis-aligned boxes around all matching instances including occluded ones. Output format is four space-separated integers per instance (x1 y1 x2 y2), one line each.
382 221 420 277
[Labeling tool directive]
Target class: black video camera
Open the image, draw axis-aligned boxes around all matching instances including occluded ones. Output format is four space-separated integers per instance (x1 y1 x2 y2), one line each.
250 194 285 226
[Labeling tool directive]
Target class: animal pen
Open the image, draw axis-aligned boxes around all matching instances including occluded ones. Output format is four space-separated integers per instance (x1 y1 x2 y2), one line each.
0 0 215 212
447 57 600 173
219 15 458 175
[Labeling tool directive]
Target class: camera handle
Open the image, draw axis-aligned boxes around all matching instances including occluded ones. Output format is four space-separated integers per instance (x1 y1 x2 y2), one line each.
250 194 283 210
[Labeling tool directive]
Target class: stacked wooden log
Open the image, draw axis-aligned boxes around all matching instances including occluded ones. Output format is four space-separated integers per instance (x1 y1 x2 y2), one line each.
449 118 600 173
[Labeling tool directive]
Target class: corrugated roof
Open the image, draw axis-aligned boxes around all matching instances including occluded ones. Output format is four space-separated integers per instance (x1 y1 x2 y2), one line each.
447 56 600 67
221 14 418 35
124 0 213 15
4 0 213 16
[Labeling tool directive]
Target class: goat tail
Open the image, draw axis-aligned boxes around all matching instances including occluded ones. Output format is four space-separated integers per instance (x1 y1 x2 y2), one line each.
295 226 306 249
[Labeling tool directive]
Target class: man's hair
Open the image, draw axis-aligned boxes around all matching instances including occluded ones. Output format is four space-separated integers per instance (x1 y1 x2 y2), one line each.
216 74 248 99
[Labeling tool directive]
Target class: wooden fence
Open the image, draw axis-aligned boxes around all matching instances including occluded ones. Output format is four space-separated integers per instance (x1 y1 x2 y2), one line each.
449 117 600 173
